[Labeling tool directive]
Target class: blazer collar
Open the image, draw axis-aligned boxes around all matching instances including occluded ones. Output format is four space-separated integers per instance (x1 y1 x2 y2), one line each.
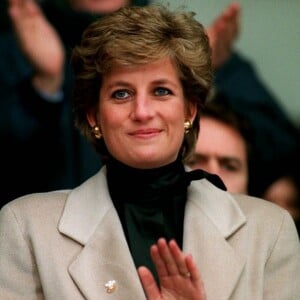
59 166 246 244
58 167 111 245
59 167 146 298
188 178 246 238
183 179 247 299
59 168 247 300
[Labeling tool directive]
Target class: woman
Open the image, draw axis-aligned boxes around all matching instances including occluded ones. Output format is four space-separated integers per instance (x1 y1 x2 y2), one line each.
0 5 299 300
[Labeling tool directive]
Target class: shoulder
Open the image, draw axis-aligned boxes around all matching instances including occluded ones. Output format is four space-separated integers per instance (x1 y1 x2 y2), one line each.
232 193 299 243
0 168 108 229
233 193 291 220
0 190 71 228
191 179 298 240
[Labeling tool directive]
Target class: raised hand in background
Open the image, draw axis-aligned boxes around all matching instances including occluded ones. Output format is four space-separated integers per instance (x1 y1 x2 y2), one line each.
8 0 64 95
206 1 240 70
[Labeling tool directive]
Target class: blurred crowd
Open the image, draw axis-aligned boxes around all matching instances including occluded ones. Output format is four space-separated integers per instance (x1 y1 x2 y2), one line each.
0 0 299 234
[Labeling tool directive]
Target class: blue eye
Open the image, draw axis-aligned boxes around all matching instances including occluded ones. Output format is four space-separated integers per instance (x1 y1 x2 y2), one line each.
155 87 171 96
112 90 130 99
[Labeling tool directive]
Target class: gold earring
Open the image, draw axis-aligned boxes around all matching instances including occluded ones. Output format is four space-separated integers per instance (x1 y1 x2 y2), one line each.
184 120 192 134
92 125 102 139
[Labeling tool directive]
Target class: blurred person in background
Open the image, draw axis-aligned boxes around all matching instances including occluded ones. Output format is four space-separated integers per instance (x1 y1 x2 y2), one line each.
187 92 300 236
209 3 300 232
186 92 252 195
208 2 300 199
1 0 299 211
263 156 300 235
0 0 149 206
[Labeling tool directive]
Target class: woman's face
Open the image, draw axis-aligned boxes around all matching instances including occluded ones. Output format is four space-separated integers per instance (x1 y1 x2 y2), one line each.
69 0 130 14
87 58 196 169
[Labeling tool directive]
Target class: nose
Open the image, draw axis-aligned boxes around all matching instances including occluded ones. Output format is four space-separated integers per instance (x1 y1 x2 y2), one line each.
130 93 154 121
205 159 221 176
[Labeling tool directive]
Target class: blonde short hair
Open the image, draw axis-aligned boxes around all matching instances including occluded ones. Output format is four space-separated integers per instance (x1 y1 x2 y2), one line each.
71 4 212 162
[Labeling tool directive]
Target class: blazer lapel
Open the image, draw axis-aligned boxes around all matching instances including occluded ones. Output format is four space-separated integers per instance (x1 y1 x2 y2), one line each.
58 168 146 299
184 179 246 300
58 168 246 299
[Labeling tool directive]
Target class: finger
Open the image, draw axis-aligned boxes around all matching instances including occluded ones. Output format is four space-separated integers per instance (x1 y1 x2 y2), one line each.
224 2 240 19
156 238 180 276
186 254 207 298
185 254 204 287
223 2 241 38
138 266 161 299
150 242 169 278
168 239 191 278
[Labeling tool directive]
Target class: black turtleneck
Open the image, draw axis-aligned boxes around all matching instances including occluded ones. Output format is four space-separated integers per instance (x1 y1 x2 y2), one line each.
107 157 188 280
106 156 226 280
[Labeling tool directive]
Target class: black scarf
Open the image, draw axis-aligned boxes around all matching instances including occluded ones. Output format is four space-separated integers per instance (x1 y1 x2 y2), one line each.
106 156 226 280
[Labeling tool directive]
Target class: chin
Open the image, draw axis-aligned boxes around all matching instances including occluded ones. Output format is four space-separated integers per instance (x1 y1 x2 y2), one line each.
125 155 175 169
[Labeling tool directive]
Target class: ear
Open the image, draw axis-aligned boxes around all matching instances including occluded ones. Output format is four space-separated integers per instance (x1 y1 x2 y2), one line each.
185 100 197 123
86 108 98 127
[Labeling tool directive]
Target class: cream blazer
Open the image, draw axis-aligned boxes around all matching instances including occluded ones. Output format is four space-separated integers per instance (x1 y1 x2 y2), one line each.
0 167 299 300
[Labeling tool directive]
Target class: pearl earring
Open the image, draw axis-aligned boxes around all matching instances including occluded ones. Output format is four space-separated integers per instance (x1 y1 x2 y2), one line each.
92 125 102 139
184 120 192 134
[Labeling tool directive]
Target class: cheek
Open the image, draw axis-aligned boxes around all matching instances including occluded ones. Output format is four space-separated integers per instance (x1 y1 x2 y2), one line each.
168 102 186 124
99 105 122 133
169 112 186 146
167 117 182 134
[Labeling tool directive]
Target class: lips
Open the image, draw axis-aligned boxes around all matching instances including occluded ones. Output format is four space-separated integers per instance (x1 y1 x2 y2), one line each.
129 128 162 138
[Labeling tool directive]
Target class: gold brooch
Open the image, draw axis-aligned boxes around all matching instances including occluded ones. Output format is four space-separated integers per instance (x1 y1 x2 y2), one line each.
104 279 117 294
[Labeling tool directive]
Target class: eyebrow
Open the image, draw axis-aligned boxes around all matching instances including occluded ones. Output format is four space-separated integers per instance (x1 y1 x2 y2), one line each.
105 81 132 89
194 153 243 166
151 79 178 87
106 79 179 89
219 157 243 167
